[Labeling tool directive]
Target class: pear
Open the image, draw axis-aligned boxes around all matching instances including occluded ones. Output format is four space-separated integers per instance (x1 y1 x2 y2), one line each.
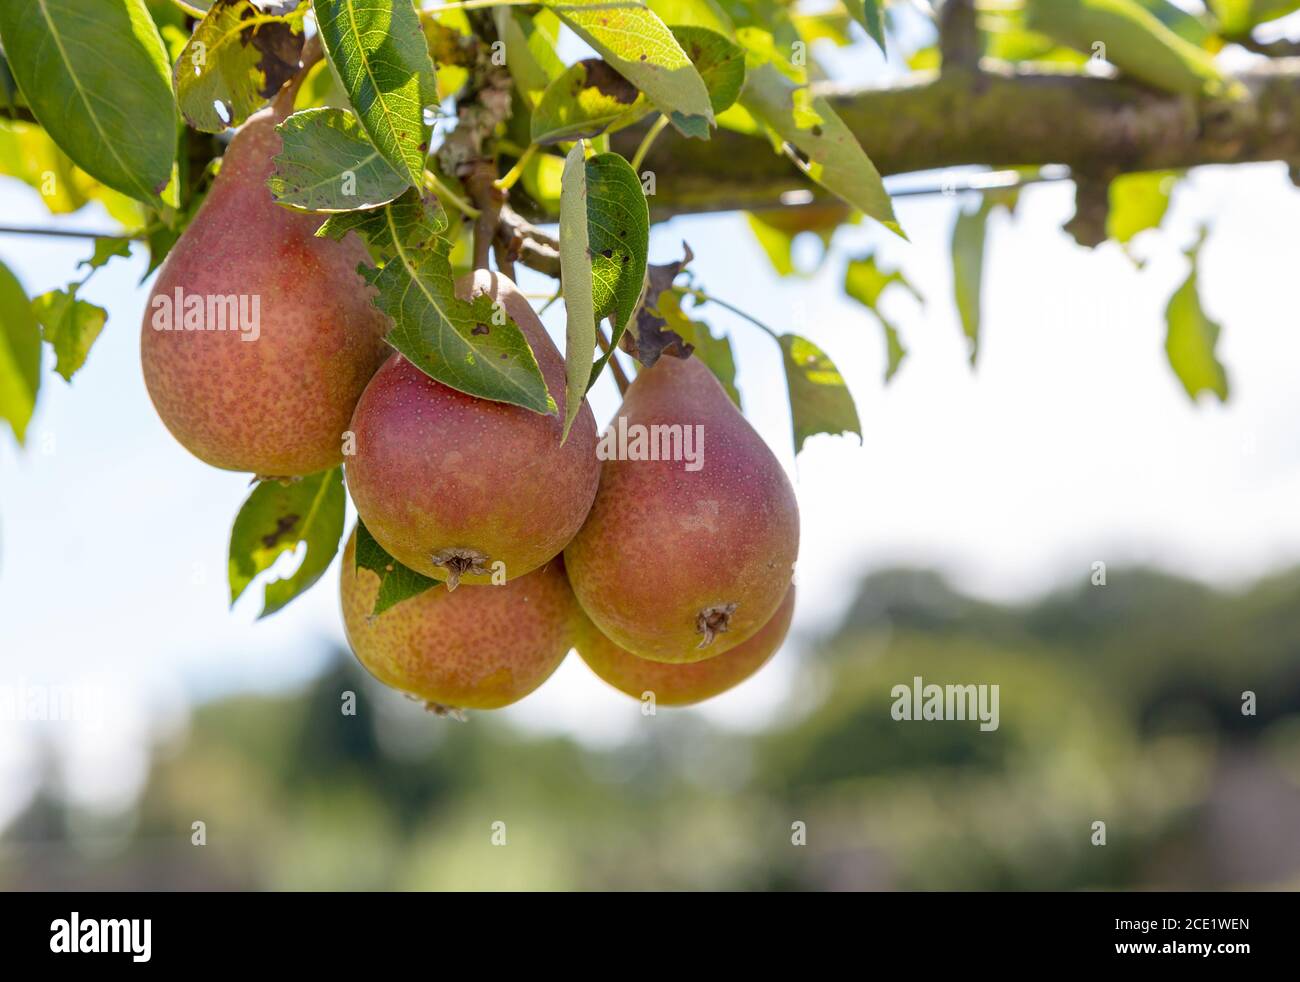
578 586 795 705
344 270 600 587
141 105 390 476
565 354 799 663
339 529 576 711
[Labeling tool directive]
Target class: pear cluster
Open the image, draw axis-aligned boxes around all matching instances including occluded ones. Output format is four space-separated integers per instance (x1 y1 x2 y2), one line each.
341 337 800 711
140 109 799 713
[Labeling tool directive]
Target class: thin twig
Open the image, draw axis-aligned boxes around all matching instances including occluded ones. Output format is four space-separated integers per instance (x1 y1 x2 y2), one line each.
596 326 630 395
685 288 781 341
0 226 142 241
498 205 561 277
492 237 516 280
466 163 504 271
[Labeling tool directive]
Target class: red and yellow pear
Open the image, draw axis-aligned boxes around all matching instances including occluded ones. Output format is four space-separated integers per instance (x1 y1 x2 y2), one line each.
565 354 800 663
339 529 577 711
578 586 795 705
140 104 390 476
344 270 600 587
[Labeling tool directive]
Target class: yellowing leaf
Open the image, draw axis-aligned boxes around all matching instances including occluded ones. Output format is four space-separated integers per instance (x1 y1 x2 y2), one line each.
531 60 648 145
32 287 106 382
174 0 306 132
780 333 861 453
1165 233 1228 402
741 62 901 237
543 0 714 136
0 260 40 445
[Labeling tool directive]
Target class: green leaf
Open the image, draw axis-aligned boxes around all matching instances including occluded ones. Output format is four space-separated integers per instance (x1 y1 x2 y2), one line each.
952 199 992 366
844 254 922 309
531 60 648 146
845 254 922 382
1208 0 1300 34
746 213 796 276
354 519 439 615
584 152 650 391
80 238 134 274
792 9 855 46
559 142 597 442
740 62 901 237
0 260 41 445
269 107 410 211
543 0 715 137
878 314 906 382
0 49 22 115
329 191 555 413
843 0 887 52
0 0 177 206
1165 232 1228 402
1025 0 1230 98
1134 0 1214 47
0 120 89 213
746 204 852 276
735 25 806 84
779 334 861 453
1107 170 1176 245
522 147 565 213
313 0 436 187
173 0 306 132
493 8 564 105
32 287 107 382
670 25 745 115
229 467 346 618
648 0 735 34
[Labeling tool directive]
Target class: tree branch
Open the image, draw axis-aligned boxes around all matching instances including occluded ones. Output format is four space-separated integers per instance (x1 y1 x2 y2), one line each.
938 0 981 73
613 60 1300 218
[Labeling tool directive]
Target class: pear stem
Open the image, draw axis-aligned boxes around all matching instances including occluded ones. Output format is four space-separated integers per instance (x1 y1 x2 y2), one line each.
424 170 481 218
274 34 324 116
630 114 669 173
495 143 538 192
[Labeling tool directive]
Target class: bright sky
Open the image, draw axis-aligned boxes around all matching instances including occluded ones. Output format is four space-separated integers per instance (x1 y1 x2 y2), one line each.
6 10 1300 826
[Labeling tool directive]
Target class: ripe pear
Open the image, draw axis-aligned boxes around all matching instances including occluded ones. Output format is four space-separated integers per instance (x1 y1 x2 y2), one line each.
344 270 600 587
339 529 576 711
565 354 799 663
578 586 795 705
141 105 390 476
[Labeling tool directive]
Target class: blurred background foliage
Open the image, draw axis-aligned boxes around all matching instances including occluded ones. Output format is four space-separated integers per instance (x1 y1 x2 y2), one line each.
5 562 1300 891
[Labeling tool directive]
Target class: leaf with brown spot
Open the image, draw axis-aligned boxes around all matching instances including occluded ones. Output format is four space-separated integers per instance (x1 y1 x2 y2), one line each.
620 242 694 368
531 59 649 145
229 466 345 618
174 0 307 133
542 0 713 136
